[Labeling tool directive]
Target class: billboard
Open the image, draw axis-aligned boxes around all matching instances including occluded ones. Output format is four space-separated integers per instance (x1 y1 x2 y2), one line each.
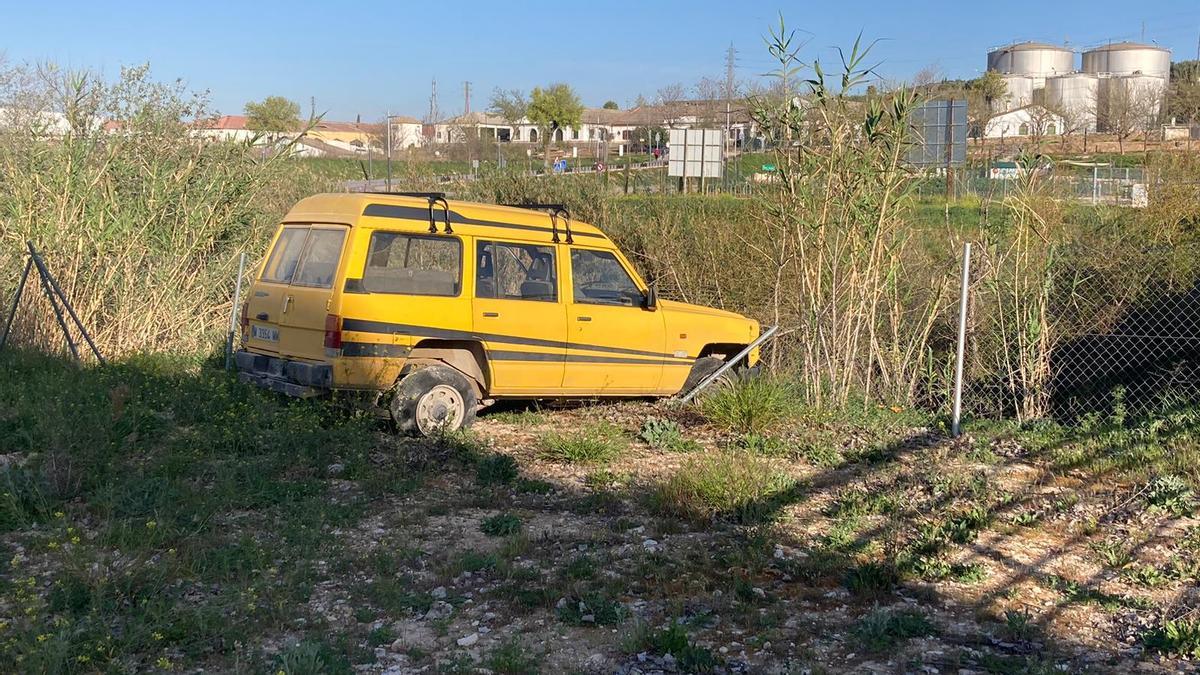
906 99 967 168
668 128 724 179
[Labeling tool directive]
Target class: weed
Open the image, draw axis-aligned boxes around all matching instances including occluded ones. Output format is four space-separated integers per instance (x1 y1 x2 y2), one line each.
735 433 792 458
556 592 626 626
698 377 798 434
1043 574 1152 610
486 638 541 674
639 417 700 452
1124 564 1168 588
481 513 523 537
852 607 936 652
488 406 548 427
563 556 597 580
516 478 554 494
844 562 900 599
621 620 719 672
1145 475 1196 517
654 450 798 523
367 625 396 647
274 640 352 675
458 551 499 574
539 423 627 464
1002 609 1038 641
1142 618 1200 659
476 454 520 486
1089 540 1133 569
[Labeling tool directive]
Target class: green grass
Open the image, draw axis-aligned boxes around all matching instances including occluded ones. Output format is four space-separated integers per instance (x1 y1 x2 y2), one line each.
620 620 719 673
1142 619 1200 659
481 512 523 537
697 377 799 434
539 423 627 464
0 351 380 672
476 453 520 486
654 449 798 523
639 417 700 452
851 607 937 652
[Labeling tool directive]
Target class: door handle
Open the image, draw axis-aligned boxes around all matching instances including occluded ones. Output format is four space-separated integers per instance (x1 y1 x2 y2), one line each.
256 312 268 321
576 316 592 322
282 295 293 313
482 312 500 318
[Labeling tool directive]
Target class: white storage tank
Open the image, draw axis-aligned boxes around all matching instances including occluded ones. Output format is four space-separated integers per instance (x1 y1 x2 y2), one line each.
1045 73 1100 131
987 42 1076 77
995 75 1036 111
1095 74 1168 131
1082 42 1170 79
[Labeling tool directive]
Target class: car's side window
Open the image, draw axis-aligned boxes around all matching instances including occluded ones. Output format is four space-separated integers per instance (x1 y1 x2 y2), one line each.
570 248 643 307
361 232 462 296
261 226 309 283
475 240 558 302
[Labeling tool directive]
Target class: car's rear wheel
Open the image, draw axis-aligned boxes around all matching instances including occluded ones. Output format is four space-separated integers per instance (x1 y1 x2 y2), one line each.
391 365 478 436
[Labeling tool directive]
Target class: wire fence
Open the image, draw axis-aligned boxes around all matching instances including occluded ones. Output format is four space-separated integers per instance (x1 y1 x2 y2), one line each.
955 241 1200 424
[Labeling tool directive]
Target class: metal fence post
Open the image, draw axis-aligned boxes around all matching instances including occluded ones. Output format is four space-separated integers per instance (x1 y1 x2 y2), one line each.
952 242 972 437
225 252 247 371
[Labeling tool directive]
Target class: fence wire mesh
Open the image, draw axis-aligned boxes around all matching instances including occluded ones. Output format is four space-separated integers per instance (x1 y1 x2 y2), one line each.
959 240 1200 423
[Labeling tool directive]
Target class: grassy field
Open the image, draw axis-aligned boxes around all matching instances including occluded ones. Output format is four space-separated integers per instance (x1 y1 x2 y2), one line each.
2 351 1198 673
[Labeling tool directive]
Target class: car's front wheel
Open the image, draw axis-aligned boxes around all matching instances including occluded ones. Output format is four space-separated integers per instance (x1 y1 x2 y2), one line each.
390 365 478 436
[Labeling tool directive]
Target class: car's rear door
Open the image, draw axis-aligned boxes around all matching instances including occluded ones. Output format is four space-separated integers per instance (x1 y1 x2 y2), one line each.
276 225 349 361
472 238 568 394
244 225 309 356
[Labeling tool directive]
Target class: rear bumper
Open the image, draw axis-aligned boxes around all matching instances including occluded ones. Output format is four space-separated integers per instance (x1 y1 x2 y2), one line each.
235 350 332 398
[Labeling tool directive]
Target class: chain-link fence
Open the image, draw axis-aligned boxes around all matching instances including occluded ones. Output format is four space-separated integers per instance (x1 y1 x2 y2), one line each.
956 241 1200 424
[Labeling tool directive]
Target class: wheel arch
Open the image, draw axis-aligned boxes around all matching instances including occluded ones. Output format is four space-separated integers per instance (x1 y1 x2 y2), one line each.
405 339 490 397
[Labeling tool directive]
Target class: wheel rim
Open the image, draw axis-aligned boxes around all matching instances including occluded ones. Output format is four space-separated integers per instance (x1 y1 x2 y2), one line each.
415 384 465 435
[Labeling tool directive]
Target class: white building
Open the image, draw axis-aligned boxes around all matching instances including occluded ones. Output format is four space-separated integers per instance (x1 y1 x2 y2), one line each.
983 105 1065 139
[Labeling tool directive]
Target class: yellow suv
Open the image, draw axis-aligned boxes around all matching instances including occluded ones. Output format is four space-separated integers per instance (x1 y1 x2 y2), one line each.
236 192 760 434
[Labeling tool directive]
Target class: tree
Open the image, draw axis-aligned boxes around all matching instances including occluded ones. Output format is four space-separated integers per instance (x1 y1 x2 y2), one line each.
1101 79 1163 154
527 83 583 165
602 100 619 110
654 83 687 125
243 96 300 140
1168 60 1200 124
489 88 528 141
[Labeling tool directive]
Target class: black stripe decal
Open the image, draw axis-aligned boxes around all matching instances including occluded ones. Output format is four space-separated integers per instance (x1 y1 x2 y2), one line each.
341 342 410 358
362 204 606 240
341 318 688 361
489 350 692 366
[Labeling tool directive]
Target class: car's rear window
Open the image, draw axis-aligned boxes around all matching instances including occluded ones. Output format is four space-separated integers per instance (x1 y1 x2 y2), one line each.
292 229 346 288
361 232 461 296
261 226 309 283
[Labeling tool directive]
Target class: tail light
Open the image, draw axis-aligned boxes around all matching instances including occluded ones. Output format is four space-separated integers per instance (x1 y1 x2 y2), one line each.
323 313 343 350
239 301 250 332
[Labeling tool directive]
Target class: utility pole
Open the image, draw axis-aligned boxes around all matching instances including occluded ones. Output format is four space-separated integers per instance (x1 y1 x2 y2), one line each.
725 43 736 188
428 79 440 125
385 110 393 192
464 81 472 115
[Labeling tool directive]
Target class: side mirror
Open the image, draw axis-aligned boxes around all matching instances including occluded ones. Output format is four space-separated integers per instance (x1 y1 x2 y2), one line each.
643 280 659 312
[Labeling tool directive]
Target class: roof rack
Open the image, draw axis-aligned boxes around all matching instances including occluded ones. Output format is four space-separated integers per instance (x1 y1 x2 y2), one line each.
368 191 452 234
502 203 573 244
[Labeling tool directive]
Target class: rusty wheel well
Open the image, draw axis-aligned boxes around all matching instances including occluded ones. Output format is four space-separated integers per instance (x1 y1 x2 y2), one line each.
404 340 490 397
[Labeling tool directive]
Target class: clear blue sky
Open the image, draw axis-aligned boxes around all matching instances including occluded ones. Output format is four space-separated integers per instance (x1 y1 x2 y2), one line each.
4 1 1198 122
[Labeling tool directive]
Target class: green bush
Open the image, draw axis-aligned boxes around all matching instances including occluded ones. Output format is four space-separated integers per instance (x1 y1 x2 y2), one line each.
481 512 523 537
539 423 627 464
852 607 936 652
654 450 797 523
698 377 799 434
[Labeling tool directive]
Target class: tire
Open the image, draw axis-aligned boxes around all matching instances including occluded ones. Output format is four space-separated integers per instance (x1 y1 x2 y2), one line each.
390 365 478 436
679 356 739 398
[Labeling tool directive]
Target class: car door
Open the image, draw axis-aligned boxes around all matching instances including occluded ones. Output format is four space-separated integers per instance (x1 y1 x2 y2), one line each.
276 225 349 361
562 247 667 394
472 239 568 395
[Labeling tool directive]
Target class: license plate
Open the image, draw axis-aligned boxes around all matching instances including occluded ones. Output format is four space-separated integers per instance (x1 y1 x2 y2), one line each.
251 325 279 342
